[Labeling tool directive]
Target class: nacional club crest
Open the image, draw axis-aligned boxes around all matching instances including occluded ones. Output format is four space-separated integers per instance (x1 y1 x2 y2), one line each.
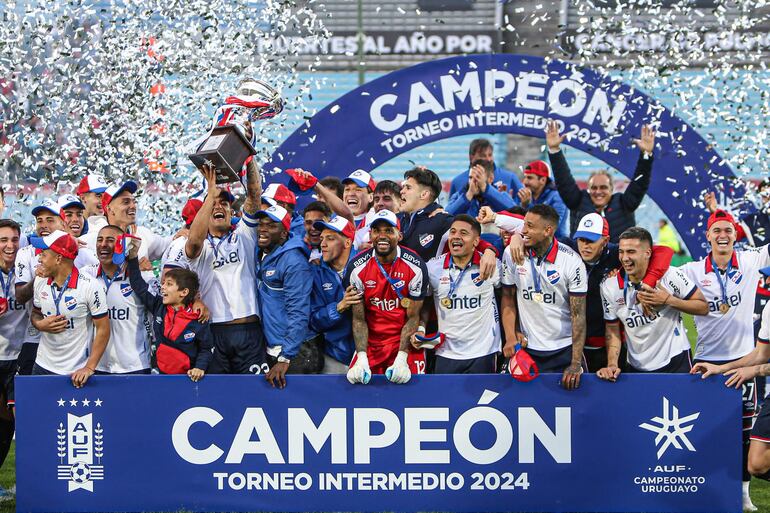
546 270 561 285
57 399 105 492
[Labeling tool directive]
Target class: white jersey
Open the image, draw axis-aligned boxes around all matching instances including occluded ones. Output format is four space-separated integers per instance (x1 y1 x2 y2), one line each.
681 245 770 361
353 209 376 251
81 225 170 262
187 212 259 323
0 267 27 360
601 268 694 371
14 244 98 345
427 252 501 360
162 236 191 270
33 268 108 374
758 301 770 344
81 264 153 373
83 215 108 238
501 239 587 351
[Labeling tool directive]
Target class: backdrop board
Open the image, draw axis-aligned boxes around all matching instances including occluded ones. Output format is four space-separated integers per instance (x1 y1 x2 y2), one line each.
17 374 740 513
265 54 748 258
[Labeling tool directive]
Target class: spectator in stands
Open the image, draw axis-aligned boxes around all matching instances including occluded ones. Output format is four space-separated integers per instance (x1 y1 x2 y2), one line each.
446 160 516 219
126 239 212 381
448 138 522 199
546 121 655 242
255 205 318 388
319 176 344 200
657 219 690 266
704 178 770 246
310 216 358 374
513 160 569 239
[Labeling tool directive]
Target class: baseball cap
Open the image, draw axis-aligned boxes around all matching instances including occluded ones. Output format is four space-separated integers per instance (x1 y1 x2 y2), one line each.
369 209 400 230
255 205 291 231
57 194 85 212
75 175 109 195
523 160 550 178
342 169 376 191
207 187 235 204
262 183 297 207
707 209 737 230
181 198 204 226
102 181 138 211
29 230 79 260
574 213 610 242
31 198 61 217
313 215 355 240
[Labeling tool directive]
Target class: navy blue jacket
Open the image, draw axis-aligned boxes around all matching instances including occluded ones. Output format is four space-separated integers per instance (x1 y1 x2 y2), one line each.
449 163 523 198
126 258 213 373
255 234 313 359
512 185 569 239
446 183 516 219
741 210 770 246
309 253 356 364
550 149 652 242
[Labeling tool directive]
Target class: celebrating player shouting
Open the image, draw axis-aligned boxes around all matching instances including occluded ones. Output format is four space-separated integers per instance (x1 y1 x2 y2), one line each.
424 215 501 374
345 210 429 384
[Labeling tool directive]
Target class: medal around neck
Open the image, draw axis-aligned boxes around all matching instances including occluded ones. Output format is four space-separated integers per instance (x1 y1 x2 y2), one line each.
189 79 283 184
719 303 730 314
440 297 452 309
532 292 544 303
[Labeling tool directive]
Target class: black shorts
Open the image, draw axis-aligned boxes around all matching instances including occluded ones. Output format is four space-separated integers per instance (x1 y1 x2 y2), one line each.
95 368 152 375
208 322 268 375
629 349 692 373
584 344 628 373
751 393 770 443
695 358 757 431
435 353 497 374
31 364 59 376
17 342 38 376
525 346 586 374
0 360 17 407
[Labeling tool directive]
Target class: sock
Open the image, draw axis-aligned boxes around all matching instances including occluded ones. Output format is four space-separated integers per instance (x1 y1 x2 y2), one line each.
743 480 750 497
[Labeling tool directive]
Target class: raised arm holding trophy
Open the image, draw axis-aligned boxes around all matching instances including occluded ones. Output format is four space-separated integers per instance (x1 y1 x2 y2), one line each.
189 78 284 183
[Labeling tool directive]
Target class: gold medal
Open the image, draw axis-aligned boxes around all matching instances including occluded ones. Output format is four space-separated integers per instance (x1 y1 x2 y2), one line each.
401 297 412 309
532 292 544 303
441 297 452 309
719 303 730 314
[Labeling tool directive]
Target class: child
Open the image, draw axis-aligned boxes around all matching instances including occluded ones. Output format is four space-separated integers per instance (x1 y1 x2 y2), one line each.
126 238 212 381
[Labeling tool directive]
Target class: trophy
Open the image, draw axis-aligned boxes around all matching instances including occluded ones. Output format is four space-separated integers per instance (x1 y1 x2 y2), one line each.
189 79 284 183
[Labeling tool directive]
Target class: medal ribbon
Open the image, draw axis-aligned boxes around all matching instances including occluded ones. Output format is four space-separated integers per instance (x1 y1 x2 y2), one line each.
373 256 405 301
100 266 122 292
447 261 471 298
0 269 12 299
527 241 553 295
622 274 639 312
711 256 732 308
207 232 232 261
50 273 72 316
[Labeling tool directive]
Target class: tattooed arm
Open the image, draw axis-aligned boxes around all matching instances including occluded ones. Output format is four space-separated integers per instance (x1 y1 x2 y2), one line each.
562 294 586 391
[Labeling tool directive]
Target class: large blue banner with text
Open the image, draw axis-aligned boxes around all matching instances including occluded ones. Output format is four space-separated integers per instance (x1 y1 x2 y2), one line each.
16 375 740 513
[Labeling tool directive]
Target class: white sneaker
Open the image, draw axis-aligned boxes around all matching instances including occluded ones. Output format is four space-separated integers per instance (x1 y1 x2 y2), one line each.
743 494 758 512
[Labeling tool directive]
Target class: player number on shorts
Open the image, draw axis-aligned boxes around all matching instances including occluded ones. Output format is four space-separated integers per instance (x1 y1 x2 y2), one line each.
470 472 529 491
414 360 426 374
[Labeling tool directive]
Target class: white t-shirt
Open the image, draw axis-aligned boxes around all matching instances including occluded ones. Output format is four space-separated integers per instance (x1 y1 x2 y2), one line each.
681 245 770 361
81 264 154 373
0 267 27 360
162 236 190 270
427 252 501 360
14 245 98 345
33 268 108 374
601 267 694 371
758 301 770 344
186 212 259 323
501 239 587 351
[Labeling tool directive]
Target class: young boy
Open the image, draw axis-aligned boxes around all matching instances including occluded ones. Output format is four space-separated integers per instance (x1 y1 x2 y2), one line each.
126 238 212 381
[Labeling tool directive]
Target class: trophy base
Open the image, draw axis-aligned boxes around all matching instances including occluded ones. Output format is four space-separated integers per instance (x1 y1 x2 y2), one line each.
189 125 257 184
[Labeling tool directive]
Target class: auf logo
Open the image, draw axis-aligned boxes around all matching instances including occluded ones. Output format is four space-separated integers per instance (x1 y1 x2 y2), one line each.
57 399 105 492
639 397 699 459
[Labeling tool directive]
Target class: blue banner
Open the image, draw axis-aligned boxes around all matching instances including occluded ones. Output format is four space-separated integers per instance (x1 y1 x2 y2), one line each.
265 54 747 258
17 375 740 512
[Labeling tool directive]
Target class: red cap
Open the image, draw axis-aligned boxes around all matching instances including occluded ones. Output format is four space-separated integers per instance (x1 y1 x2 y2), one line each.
181 198 204 226
75 175 109 195
29 230 79 260
313 216 355 240
523 160 550 178
263 183 297 206
707 209 737 230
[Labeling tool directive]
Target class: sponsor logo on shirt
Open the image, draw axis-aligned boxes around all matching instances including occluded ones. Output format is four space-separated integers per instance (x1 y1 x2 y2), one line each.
700 279 712 287
265 270 276 277
623 309 659 329
322 282 334 291
707 292 742 313
119 283 133 297
517 267 527 275
546 270 560 285
365 280 377 288
419 233 434 247
108 307 130 321
443 294 482 310
440 276 450 284
370 296 399 311
521 288 557 304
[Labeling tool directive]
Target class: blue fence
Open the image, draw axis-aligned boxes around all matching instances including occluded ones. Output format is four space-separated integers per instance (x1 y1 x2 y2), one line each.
16 374 741 513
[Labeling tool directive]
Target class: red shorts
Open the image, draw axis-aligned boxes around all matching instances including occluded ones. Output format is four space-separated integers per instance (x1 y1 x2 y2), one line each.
350 345 426 375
